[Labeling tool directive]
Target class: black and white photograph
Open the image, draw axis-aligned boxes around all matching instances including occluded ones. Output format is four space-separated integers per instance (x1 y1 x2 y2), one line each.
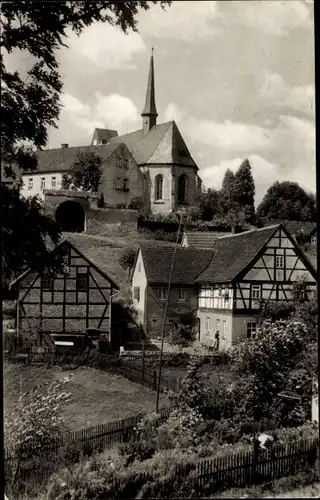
1 1 318 498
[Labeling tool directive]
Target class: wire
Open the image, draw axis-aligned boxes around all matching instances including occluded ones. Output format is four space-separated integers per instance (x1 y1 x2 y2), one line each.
156 212 183 413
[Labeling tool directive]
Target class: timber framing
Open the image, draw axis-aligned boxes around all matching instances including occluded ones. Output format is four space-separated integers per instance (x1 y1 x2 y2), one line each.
10 240 119 342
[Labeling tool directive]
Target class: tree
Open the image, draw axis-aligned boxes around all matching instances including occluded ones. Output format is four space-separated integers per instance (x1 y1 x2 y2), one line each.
218 169 236 216
257 181 316 222
233 159 255 224
1 0 171 274
62 151 103 192
195 188 220 221
119 246 138 280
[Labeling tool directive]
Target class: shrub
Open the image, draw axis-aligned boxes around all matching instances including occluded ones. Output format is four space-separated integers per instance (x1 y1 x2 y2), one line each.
128 197 144 211
118 246 137 279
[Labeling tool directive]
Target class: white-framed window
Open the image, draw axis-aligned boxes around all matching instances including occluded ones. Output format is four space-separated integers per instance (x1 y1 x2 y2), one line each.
28 178 33 190
251 284 262 300
116 178 121 190
123 178 129 190
246 321 257 339
51 176 56 188
206 316 211 332
276 255 284 268
40 177 46 190
199 286 214 308
216 318 220 332
158 287 167 301
133 286 140 302
178 289 186 301
222 320 227 339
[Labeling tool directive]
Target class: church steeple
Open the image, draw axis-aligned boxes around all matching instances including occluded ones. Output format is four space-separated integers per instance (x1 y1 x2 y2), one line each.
141 49 158 135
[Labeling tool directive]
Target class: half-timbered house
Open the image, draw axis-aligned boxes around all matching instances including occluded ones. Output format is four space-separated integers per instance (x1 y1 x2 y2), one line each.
9 240 119 348
131 224 317 349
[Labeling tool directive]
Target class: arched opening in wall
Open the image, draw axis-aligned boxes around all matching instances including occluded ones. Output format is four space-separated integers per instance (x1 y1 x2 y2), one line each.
178 174 187 202
55 201 85 233
155 174 163 200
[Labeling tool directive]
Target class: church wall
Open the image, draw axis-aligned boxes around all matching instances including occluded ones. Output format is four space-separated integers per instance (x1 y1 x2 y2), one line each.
148 165 173 214
172 165 199 209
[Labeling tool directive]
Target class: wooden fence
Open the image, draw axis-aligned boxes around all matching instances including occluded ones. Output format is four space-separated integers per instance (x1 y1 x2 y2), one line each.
6 436 319 497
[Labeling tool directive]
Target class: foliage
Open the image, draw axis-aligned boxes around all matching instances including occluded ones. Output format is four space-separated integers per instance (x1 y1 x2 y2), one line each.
2 185 62 282
61 151 103 192
97 192 105 208
118 246 138 278
228 320 315 421
5 379 71 459
257 181 316 221
233 159 256 224
1 0 171 285
168 311 197 345
128 196 144 211
195 188 220 221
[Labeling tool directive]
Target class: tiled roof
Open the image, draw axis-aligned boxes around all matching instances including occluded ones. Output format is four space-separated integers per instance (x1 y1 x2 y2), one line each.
259 219 316 237
23 142 122 174
182 231 232 249
195 225 280 283
110 121 198 168
140 245 213 285
92 128 118 142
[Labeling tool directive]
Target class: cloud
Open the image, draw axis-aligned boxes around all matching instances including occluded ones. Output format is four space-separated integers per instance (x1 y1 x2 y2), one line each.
258 71 315 116
60 22 145 69
138 1 221 40
58 92 140 140
233 0 312 36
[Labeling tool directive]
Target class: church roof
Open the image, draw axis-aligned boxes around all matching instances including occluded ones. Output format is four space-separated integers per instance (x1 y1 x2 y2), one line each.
92 128 118 143
110 120 198 168
22 142 123 175
141 52 158 117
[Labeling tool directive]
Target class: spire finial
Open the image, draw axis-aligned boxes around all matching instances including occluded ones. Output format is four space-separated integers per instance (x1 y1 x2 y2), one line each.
141 49 158 134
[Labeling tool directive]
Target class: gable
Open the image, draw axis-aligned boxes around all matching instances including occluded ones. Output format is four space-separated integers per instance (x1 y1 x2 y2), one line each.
242 227 317 283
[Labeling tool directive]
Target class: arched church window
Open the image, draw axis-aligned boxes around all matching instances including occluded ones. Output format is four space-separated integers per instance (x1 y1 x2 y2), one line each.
155 174 163 200
178 174 187 202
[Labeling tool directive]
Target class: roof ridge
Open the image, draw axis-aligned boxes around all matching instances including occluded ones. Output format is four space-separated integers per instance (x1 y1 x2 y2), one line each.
216 224 280 240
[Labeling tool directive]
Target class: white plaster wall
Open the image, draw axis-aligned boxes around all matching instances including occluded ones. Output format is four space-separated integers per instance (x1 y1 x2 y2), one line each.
21 172 63 200
131 250 148 325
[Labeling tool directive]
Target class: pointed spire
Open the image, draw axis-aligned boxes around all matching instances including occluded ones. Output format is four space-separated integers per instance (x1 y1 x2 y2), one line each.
141 49 158 134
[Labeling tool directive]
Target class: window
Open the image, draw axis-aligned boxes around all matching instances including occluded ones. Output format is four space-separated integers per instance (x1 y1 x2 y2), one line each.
116 158 122 169
40 177 46 190
51 176 56 188
251 284 261 300
222 320 227 340
41 273 53 291
158 287 167 301
206 317 211 332
116 178 121 190
216 319 220 332
246 321 257 339
276 255 284 268
28 178 33 190
178 289 186 301
199 286 214 308
177 174 187 202
155 174 163 200
123 158 129 170
123 178 129 191
76 271 88 292
138 263 141 273
133 286 140 302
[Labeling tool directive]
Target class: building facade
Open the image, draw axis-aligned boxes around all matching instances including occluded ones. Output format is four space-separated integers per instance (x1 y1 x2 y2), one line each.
13 52 202 223
131 225 318 347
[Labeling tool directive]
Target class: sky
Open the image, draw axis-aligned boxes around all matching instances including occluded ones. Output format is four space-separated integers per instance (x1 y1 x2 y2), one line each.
5 0 315 206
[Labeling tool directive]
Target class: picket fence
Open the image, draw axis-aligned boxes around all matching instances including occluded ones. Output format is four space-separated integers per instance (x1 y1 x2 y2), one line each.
6 436 319 496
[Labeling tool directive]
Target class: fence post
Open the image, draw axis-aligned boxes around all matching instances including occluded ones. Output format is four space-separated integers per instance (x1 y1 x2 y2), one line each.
153 370 157 391
252 438 259 485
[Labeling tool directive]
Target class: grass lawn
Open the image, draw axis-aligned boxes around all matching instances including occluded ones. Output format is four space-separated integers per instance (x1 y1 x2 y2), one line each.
4 362 170 432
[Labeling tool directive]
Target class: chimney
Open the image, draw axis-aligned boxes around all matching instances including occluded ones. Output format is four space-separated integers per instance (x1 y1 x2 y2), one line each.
61 143 68 148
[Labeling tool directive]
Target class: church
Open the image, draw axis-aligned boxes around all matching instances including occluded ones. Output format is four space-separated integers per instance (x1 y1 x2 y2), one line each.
18 52 203 215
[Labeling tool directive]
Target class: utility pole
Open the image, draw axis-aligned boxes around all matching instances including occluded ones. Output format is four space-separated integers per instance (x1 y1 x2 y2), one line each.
156 212 183 413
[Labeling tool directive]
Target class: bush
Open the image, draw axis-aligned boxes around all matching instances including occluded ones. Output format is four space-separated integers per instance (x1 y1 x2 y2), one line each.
118 246 137 279
128 197 144 211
